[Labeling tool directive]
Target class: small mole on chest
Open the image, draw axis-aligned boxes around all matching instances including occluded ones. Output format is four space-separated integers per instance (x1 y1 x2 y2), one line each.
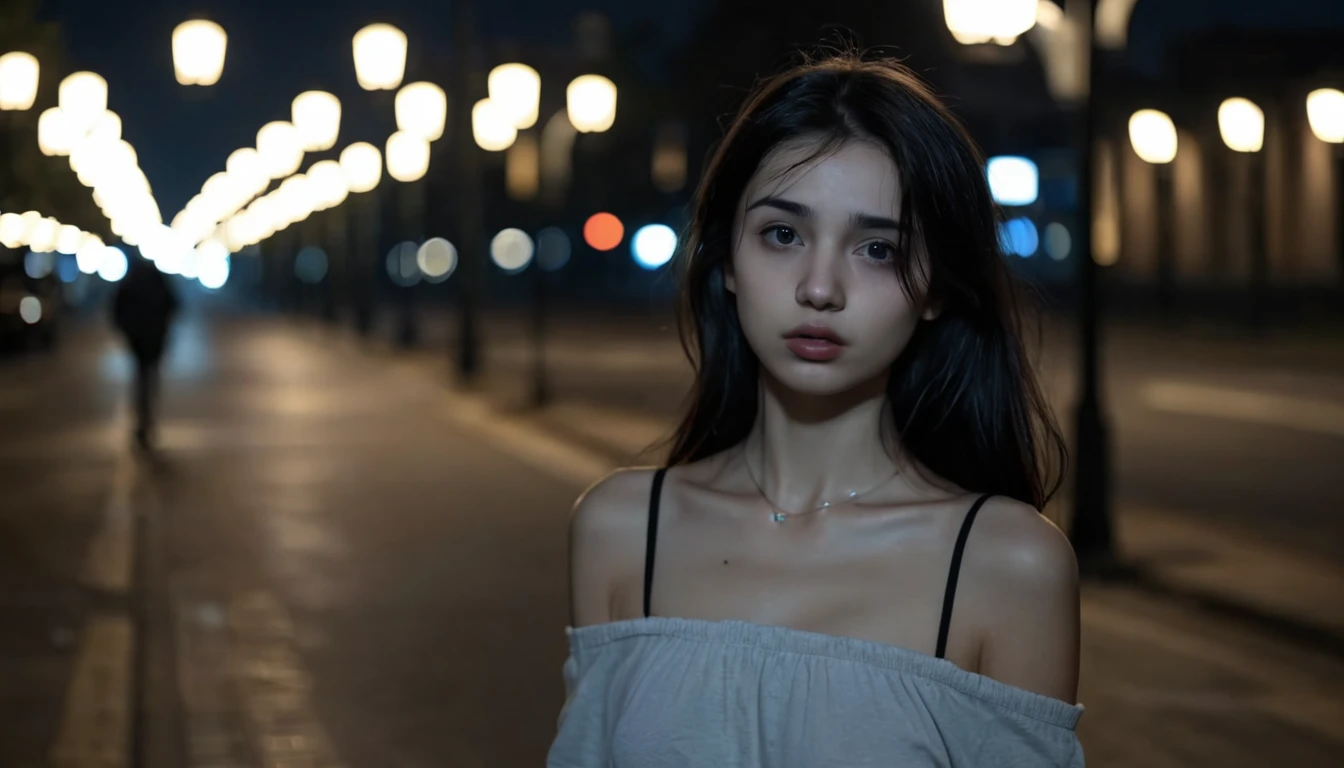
723 559 729 565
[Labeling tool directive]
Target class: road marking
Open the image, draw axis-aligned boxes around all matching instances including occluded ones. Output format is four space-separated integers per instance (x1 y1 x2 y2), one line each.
51 447 138 768
84 451 136 594
1141 380 1344 438
49 614 133 768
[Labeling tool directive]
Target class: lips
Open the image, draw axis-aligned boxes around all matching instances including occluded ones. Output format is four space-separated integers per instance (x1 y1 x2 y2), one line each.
783 323 846 362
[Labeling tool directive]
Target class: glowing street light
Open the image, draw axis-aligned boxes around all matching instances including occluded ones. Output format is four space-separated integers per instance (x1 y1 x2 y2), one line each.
472 99 517 151
37 108 77 157
566 75 616 133
1306 88 1344 144
306 159 349 210
986 155 1039 206
386 131 430 182
943 0 1038 45
1128 109 1177 165
352 24 407 91
256 121 304 179
488 63 541 130
339 142 382 193
395 82 447 142
58 71 108 136
172 20 227 86
0 52 40 110
1218 98 1264 153
292 91 341 152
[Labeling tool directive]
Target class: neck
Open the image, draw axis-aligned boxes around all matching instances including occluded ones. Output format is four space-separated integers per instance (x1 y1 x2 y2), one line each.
742 370 901 513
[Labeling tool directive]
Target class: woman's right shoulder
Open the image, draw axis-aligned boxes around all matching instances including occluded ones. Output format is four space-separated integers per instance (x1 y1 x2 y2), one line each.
570 467 663 538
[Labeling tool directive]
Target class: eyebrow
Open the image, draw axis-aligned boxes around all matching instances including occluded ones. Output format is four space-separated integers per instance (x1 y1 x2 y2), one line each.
745 195 903 232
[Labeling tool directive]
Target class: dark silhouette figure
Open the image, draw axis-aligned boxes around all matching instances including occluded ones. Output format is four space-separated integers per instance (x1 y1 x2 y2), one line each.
111 256 178 449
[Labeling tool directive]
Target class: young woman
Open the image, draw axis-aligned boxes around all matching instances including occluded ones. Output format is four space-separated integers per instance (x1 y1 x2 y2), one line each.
550 52 1084 766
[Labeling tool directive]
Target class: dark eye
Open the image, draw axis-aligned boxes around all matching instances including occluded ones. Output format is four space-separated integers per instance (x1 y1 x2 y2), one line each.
763 226 798 247
864 241 897 261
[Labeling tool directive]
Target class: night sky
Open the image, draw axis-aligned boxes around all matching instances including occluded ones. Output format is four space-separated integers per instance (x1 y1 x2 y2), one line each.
29 0 1344 222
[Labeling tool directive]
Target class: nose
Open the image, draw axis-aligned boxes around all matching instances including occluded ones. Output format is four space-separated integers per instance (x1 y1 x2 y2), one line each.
795 249 846 312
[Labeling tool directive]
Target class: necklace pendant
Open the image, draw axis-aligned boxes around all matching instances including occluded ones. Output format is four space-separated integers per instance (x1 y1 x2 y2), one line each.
770 512 786 523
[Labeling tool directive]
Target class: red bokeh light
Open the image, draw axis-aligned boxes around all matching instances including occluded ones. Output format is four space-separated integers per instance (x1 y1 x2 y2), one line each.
583 212 624 252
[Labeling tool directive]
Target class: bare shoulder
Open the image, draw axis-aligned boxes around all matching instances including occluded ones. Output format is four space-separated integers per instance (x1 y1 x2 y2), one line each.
967 496 1079 590
567 467 661 627
960 496 1081 702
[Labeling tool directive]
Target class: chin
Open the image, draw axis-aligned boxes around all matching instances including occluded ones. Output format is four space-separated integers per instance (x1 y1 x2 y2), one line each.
763 357 885 398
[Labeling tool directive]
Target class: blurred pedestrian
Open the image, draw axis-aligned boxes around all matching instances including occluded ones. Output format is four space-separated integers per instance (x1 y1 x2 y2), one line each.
553 51 1083 766
111 254 178 449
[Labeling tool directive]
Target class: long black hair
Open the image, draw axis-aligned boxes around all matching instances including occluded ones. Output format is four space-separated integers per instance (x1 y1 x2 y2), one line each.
665 51 1066 510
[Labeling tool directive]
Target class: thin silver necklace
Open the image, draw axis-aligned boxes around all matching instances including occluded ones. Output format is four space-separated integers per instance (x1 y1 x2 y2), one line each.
741 446 902 523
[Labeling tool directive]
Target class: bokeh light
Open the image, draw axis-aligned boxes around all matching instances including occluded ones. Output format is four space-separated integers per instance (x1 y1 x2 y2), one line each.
295 246 329 284
387 242 421 286
19 296 42 325
987 156 1038 206
1000 216 1039 257
631 224 677 270
24 249 55 279
535 227 571 272
583 212 623 252
416 237 457 282
490 228 534 272
98 246 129 282
1043 222 1071 261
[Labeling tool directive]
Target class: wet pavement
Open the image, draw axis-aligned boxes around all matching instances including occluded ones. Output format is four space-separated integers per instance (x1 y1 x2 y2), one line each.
2 309 1342 767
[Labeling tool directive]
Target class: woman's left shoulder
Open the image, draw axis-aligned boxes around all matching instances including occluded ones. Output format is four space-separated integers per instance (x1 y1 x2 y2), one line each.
965 496 1079 591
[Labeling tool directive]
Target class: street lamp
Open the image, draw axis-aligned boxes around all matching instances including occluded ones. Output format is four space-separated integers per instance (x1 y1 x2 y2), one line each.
340 141 383 335
387 129 433 344
0 52 39 110
395 82 447 141
256 121 304 179
489 63 541 130
352 24 407 91
1306 88 1344 287
37 107 75 157
1128 108 1178 321
472 99 517 151
566 75 617 133
172 20 227 86
943 0 1038 45
292 91 341 152
58 72 107 137
1218 97 1269 328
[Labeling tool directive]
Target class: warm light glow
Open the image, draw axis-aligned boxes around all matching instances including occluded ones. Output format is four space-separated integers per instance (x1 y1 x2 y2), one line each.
506 133 540 201
38 108 77 156
28 217 59 252
1306 88 1344 144
352 24 407 91
488 63 541 130
292 91 341 151
339 142 382 193
395 82 447 141
172 20 227 86
1128 109 1177 164
386 131 430 182
943 0 1038 44
227 147 269 194
256 121 304 178
490 228 535 272
76 234 105 273
986 156 1039 206
98 245 129 282
1218 98 1264 153
306 159 349 210
652 126 687 193
56 224 83 254
566 75 617 133
58 71 108 135
0 213 23 248
583 212 623 251
472 99 517 151
1096 0 1140 50
0 52 40 110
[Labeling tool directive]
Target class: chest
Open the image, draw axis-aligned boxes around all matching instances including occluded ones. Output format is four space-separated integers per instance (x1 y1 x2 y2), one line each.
617 504 960 657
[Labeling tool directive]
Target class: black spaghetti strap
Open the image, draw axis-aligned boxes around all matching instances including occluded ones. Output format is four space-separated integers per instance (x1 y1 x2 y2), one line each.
643 468 668 619
935 494 992 660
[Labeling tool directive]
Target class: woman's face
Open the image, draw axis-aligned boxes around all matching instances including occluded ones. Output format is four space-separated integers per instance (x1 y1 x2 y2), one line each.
726 138 934 397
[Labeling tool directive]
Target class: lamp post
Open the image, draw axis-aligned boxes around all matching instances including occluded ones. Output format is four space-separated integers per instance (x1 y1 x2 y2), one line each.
1306 88 1344 290
1128 108 1178 322
172 20 227 86
386 130 431 346
307 159 349 322
1218 97 1268 328
339 142 383 335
